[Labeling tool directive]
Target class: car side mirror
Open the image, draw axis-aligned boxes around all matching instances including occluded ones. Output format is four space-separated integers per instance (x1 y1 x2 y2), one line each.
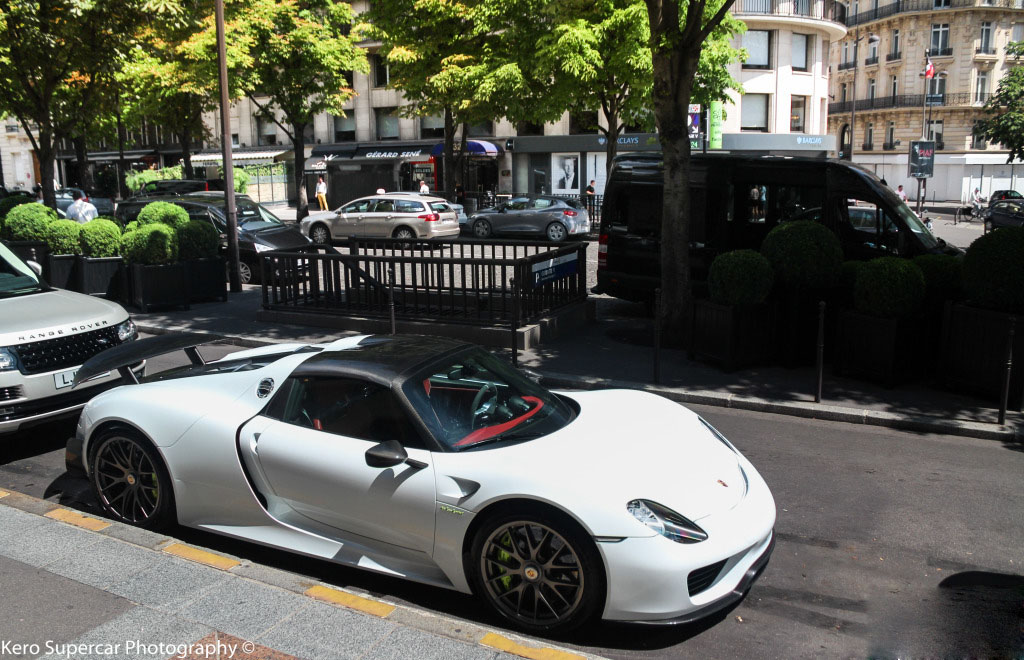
520 368 543 384
365 440 408 468
26 260 42 277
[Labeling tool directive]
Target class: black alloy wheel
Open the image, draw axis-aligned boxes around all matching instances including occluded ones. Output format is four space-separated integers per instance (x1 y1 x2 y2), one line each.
90 430 175 529
472 218 492 239
469 510 604 632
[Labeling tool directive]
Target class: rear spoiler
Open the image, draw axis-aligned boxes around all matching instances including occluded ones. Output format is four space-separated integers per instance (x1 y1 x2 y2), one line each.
73 333 224 388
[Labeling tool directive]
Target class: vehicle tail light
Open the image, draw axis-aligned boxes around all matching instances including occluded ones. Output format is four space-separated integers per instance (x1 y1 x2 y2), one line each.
204 182 210 191
563 209 578 217
598 233 608 270
418 213 439 222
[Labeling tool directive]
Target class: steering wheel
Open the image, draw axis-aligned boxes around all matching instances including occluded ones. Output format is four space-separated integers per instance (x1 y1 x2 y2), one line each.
469 383 499 429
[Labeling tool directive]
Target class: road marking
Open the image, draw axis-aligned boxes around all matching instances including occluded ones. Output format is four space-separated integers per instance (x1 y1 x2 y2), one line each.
163 542 240 570
305 585 396 618
44 508 110 531
480 633 586 660
0 489 8 498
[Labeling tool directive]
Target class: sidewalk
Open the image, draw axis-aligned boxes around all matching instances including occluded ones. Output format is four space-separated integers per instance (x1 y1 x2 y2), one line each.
130 288 1022 442
0 488 587 660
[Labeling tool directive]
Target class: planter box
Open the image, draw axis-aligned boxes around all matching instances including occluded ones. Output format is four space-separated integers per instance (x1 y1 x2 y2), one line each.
834 310 925 386
75 256 124 298
3 240 50 278
185 257 227 303
45 254 77 289
127 262 189 313
689 299 774 370
940 303 1024 408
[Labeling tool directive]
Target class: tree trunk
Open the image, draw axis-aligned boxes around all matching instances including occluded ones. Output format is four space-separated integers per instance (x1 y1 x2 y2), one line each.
603 103 621 175
457 122 469 196
292 124 308 220
73 135 90 190
181 128 194 179
37 127 57 210
442 106 455 197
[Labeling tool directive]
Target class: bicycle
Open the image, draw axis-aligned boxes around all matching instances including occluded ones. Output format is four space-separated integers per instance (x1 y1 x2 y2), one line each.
954 198 986 225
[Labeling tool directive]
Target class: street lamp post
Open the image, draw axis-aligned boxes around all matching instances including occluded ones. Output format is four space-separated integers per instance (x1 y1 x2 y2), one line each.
847 31 880 160
917 53 946 213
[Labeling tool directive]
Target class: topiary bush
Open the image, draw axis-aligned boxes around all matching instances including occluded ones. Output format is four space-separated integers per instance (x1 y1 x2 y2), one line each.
137 201 189 231
44 220 83 255
962 226 1024 313
121 224 177 265
913 253 963 311
0 195 33 226
708 249 774 306
123 220 140 234
5 203 56 241
95 214 121 228
177 220 220 260
79 218 123 258
854 257 926 319
760 221 843 292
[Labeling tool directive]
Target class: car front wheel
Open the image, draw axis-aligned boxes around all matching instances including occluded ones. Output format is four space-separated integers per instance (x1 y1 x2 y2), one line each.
90 429 175 530
468 509 605 633
473 218 492 239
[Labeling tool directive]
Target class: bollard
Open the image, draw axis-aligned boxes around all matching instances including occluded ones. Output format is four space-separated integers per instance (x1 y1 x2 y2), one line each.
653 289 662 385
815 301 825 403
999 316 1015 425
388 266 396 335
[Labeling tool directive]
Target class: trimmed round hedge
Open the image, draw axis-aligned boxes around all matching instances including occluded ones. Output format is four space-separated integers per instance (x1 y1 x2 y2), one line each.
123 220 140 234
962 226 1024 313
913 253 962 310
137 201 189 231
80 219 123 258
854 257 926 319
121 224 177 265
760 221 843 291
177 220 220 260
708 249 774 305
0 196 33 225
45 219 83 255
5 203 56 241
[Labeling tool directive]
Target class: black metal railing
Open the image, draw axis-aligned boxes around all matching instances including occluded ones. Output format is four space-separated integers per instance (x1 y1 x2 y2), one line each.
260 240 588 328
886 51 902 61
865 56 879 66
932 46 954 57
845 0 1022 27
838 61 857 71
731 0 847 21
883 141 899 150
976 46 997 55
862 143 875 150
828 92 992 114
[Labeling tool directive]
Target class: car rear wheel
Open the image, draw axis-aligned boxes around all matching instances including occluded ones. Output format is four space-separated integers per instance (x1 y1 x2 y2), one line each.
545 222 568 242
473 218 492 239
468 509 604 633
90 430 175 530
393 227 416 240
311 223 331 244
238 260 255 285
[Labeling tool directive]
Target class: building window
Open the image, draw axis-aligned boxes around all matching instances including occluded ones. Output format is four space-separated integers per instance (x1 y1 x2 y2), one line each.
886 121 896 146
842 40 850 65
792 33 810 71
868 78 876 99
930 24 949 53
231 133 239 147
865 122 874 147
891 29 900 56
741 94 769 131
333 114 355 141
257 117 277 146
927 119 944 146
928 76 946 98
569 111 598 134
840 83 848 103
975 70 989 103
342 70 354 89
516 121 544 136
868 39 878 60
420 115 444 139
467 121 493 137
934 0 949 7
972 121 988 149
372 55 389 87
890 75 898 96
375 107 399 140
743 30 772 69
790 95 807 132
1014 24 1024 42
979 22 993 52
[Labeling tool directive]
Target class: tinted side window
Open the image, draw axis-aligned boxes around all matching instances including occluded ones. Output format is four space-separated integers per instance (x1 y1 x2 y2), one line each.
373 199 396 213
342 200 372 213
429 202 451 213
396 200 424 213
533 198 553 209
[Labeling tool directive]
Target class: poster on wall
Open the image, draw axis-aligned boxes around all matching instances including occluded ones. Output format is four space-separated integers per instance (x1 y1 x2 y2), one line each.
552 153 579 194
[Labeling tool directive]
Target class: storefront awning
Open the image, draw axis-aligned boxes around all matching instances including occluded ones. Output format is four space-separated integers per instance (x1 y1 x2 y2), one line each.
430 140 501 157
56 149 156 162
190 149 288 165
352 145 431 159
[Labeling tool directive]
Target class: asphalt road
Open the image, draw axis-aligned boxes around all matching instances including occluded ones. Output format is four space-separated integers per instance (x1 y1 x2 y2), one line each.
1 341 1021 659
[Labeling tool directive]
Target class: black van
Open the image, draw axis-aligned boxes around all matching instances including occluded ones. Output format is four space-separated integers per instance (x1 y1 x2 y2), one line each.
594 153 962 304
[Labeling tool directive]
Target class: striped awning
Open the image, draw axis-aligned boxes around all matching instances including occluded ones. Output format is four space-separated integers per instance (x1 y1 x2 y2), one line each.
190 150 288 165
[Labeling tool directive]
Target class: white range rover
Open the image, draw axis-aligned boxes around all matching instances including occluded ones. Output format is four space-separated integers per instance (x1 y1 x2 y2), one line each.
0 242 140 435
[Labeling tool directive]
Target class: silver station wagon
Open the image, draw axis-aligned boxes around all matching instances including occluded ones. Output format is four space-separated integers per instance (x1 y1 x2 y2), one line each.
300 193 461 243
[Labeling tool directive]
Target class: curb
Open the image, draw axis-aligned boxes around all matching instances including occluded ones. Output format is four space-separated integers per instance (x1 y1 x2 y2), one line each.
136 323 1022 442
0 487 604 660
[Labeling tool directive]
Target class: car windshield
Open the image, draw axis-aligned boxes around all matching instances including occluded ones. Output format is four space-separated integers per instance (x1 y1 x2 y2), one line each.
235 200 285 230
403 348 576 451
0 243 45 297
856 168 939 249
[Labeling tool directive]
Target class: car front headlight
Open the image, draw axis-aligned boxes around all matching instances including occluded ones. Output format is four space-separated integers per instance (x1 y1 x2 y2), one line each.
0 347 16 372
254 243 272 253
116 319 138 343
627 499 708 544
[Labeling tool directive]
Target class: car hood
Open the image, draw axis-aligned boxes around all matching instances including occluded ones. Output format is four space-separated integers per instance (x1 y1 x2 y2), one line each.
302 210 337 225
248 225 311 249
433 389 748 536
0 289 128 347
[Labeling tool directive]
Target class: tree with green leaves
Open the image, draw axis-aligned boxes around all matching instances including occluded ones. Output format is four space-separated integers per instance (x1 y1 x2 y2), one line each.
642 0 742 332
976 41 1024 163
229 0 366 219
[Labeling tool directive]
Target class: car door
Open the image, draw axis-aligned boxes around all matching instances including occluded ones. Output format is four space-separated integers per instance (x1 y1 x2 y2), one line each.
334 199 373 238
238 375 436 553
528 197 561 234
365 198 396 237
494 196 531 234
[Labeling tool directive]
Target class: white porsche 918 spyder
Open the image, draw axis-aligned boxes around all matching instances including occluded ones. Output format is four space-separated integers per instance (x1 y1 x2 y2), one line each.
66 333 775 632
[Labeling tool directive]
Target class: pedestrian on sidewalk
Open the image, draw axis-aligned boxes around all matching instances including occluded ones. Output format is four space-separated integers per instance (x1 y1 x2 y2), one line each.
896 184 908 203
419 179 430 194
66 190 97 223
315 176 328 211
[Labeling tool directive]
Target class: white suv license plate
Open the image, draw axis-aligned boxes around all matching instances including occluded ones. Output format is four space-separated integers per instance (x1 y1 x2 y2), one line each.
54 367 110 390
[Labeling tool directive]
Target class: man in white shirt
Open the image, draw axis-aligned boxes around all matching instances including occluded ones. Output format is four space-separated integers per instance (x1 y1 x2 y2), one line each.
419 180 429 194
896 184 908 203
66 190 98 223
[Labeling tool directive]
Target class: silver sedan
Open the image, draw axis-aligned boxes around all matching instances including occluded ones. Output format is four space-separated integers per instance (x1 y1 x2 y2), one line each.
300 193 461 243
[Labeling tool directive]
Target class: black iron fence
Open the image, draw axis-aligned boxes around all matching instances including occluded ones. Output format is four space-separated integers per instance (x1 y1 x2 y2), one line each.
260 239 588 328
829 92 993 114
732 0 846 21
845 0 1021 27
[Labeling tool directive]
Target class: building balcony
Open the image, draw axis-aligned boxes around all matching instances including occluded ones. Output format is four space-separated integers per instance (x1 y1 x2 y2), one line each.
845 0 1023 28
838 60 857 71
886 51 902 61
882 141 900 150
861 143 875 150
827 92 993 114
731 0 849 33
865 55 879 66
931 47 954 57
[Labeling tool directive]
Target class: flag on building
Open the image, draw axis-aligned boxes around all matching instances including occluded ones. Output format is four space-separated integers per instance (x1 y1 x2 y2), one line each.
925 57 935 79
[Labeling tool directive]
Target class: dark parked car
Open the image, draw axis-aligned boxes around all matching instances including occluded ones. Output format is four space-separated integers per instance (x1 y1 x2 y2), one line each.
0 187 34 200
988 190 1023 206
469 195 590 242
985 199 1024 232
131 179 225 198
115 192 311 284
